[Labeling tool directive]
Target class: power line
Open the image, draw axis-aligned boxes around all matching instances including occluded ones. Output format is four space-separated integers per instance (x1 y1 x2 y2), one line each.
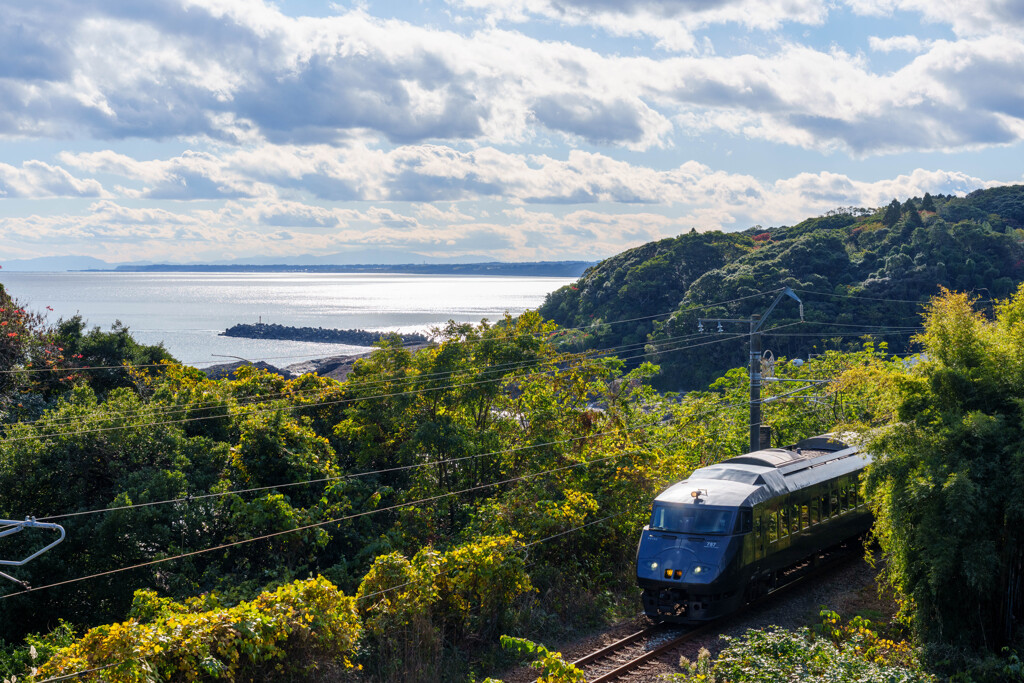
790 287 943 305
355 511 627 604
15 327 714 431
36 421 661 522
3 331 751 445
0 289 778 376
5 391 836 602
1 387 845 603
36 383 768 522
33 511 629 681
36 663 119 682
0 453 632 601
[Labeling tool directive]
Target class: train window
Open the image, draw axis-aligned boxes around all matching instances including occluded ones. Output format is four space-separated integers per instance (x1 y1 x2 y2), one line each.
830 490 839 517
820 495 829 519
768 512 778 542
810 499 819 525
733 509 752 534
800 504 810 529
754 515 762 541
791 504 801 533
781 507 790 537
850 485 858 508
649 504 735 534
840 485 850 512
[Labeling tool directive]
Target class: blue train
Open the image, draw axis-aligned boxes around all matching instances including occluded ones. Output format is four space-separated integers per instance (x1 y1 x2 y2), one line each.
636 434 872 622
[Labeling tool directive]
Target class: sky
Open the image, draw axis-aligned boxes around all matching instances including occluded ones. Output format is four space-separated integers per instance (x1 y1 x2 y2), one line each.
1 0 1023 265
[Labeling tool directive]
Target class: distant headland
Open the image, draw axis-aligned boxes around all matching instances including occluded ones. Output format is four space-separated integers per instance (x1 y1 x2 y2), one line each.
102 261 594 277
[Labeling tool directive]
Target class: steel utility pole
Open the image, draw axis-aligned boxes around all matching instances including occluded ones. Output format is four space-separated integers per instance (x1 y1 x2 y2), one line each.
699 287 802 454
749 314 761 455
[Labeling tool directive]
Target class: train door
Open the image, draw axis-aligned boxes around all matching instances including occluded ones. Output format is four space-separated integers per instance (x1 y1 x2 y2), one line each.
753 508 767 561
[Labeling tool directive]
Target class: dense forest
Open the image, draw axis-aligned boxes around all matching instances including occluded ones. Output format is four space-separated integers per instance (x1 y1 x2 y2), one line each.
1 186 1023 681
540 185 1024 390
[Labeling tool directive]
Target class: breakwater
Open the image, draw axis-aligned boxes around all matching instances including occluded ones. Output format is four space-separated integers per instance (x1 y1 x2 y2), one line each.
221 322 429 346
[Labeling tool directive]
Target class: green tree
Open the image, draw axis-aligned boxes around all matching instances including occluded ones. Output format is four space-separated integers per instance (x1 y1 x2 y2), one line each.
882 198 902 228
859 287 1024 655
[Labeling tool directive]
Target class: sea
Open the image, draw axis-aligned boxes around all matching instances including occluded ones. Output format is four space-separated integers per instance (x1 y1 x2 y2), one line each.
0 272 574 369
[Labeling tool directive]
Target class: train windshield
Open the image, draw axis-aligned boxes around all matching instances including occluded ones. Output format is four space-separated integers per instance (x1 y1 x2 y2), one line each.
649 504 734 535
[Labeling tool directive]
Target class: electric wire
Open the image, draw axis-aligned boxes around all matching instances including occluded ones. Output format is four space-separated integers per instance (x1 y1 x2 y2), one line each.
4 396 823 602
355 511 626 604
0 289 778 375
36 663 119 682
7 321 814 447
13 326 718 430
790 286 992 305
0 453 633 601
36 381 770 522
2 330 753 444
29 511 628 681
36 421 660 522
1 383 843 606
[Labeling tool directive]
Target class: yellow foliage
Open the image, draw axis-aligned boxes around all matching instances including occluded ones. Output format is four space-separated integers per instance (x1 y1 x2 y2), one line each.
36 577 361 682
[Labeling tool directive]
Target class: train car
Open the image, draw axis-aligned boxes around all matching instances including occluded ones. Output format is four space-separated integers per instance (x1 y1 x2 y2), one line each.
636 434 872 622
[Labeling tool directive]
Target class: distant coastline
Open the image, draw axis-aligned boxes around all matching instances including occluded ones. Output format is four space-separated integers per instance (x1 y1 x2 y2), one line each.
91 261 594 277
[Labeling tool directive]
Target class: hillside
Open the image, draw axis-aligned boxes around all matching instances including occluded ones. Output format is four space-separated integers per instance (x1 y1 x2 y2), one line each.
539 185 1024 389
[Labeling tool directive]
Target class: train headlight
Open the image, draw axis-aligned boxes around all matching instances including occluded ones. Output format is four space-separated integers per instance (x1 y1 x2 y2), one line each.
650 562 658 571
686 564 715 583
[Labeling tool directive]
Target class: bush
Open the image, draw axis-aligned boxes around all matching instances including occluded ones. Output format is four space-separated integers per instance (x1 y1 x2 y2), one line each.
668 610 933 683
36 577 361 682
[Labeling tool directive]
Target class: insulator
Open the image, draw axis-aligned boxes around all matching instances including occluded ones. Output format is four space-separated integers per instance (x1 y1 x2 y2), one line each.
697 321 704 333
717 321 723 333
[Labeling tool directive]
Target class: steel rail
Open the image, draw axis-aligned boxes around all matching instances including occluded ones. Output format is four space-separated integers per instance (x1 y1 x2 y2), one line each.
571 539 864 682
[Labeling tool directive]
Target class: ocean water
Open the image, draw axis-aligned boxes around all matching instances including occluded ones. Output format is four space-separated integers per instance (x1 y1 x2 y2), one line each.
0 272 573 368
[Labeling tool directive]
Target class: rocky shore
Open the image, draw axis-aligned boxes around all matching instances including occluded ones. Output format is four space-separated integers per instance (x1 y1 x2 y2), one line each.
201 343 432 382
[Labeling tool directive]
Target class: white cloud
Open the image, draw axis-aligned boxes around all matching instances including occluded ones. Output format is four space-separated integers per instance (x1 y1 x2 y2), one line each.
846 0 1024 38
452 0 830 51
0 164 1013 263
0 161 106 198
868 35 929 53
0 1 1022 156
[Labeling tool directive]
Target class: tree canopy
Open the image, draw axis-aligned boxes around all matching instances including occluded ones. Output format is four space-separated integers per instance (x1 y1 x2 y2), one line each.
540 185 1024 390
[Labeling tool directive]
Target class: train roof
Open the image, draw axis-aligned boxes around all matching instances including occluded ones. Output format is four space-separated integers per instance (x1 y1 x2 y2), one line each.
654 434 871 508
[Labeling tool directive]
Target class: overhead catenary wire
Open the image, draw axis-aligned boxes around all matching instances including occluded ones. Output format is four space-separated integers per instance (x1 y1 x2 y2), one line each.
0 289 778 376
2 329 755 444
12 325 720 431
36 420 662 522
0 452 636 601
35 380 778 523
1 398 799 602
1 286 789 431
4 320 833 434
355 511 627 605
29 510 629 681
2 389 838 604
6 319 831 450
791 285 1004 306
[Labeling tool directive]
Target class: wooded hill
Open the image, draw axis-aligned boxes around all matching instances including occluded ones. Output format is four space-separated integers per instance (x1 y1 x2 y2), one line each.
540 185 1024 390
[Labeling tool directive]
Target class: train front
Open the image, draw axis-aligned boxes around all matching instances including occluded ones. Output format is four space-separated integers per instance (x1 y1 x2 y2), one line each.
636 479 753 622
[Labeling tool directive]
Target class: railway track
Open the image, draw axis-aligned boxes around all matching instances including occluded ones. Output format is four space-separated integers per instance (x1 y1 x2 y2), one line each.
570 540 863 682
570 622 714 682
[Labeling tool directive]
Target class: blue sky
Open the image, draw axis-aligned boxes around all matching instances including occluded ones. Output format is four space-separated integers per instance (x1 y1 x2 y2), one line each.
1 0 1022 265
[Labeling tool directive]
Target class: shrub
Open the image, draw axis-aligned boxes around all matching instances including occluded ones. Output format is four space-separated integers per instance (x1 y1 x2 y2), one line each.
36 577 361 682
